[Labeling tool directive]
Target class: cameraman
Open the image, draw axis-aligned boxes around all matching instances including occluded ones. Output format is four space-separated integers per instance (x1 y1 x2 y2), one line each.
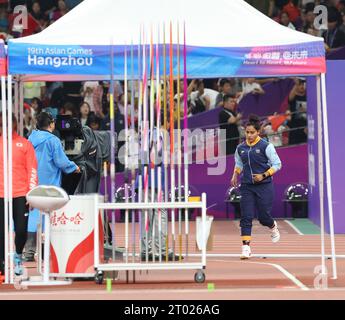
24 112 80 262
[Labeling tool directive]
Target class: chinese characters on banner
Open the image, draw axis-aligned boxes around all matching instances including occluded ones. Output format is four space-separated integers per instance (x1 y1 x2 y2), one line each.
51 212 84 226
244 50 309 66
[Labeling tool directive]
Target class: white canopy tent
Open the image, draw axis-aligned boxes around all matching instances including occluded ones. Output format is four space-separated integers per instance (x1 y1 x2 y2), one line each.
2 0 337 284
8 0 325 79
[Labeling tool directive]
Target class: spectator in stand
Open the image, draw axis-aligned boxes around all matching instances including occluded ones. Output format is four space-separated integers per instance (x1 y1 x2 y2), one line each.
192 80 219 110
86 112 101 131
30 97 43 118
287 78 307 145
92 81 106 118
302 7 316 33
323 6 345 51
245 0 274 16
218 94 242 155
280 11 296 29
39 0 57 17
23 103 34 139
61 101 77 117
215 79 233 108
302 4 322 37
82 81 99 113
100 102 125 172
338 0 345 11
118 92 130 116
51 0 69 21
24 82 46 104
238 78 265 102
31 1 50 30
0 5 8 33
341 9 345 33
263 112 291 147
79 101 91 126
100 101 125 134
63 81 82 107
31 1 44 21
189 79 211 115
170 97 183 124
65 0 83 9
96 81 123 119
49 84 65 111
44 82 63 107
282 0 301 25
9 0 33 11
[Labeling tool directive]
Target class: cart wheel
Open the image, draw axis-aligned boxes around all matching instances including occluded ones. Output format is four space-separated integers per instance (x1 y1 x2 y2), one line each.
95 271 104 285
194 271 205 283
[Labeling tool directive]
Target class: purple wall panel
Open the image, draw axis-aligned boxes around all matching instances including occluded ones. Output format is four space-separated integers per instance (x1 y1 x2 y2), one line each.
102 144 308 220
308 61 345 234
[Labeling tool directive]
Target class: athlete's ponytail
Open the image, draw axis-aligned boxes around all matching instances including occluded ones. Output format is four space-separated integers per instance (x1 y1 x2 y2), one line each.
246 114 261 131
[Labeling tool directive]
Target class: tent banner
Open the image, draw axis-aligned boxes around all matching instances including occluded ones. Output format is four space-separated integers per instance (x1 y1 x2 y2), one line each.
8 41 325 77
0 42 6 76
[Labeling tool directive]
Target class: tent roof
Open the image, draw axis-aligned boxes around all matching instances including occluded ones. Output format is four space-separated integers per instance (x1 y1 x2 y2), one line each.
8 0 326 79
11 0 321 47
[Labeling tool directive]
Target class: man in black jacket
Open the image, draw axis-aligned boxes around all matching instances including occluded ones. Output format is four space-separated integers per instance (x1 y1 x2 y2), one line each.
323 6 345 50
218 94 242 155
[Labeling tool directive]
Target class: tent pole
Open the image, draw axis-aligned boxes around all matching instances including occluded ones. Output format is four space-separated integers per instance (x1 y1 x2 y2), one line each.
316 75 326 279
1 76 9 284
19 80 24 137
320 72 337 280
14 80 19 132
7 75 14 283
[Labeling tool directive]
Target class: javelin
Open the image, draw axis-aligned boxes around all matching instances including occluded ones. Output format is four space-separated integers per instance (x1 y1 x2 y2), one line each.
156 25 163 263
109 39 116 262
169 22 176 261
130 41 136 264
177 22 183 262
183 22 190 258
163 23 169 262
149 26 156 262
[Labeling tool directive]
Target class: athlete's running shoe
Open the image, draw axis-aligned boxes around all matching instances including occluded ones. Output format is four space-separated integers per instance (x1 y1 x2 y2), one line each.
270 221 280 243
240 245 251 260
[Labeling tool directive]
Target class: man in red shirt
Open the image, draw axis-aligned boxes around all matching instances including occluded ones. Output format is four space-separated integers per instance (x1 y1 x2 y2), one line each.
282 0 301 24
0 113 38 277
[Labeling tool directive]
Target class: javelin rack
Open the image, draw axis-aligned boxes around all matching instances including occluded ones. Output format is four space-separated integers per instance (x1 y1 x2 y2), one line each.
93 193 207 284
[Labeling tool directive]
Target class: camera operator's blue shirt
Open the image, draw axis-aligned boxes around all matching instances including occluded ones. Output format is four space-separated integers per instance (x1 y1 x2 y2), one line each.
27 130 77 232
